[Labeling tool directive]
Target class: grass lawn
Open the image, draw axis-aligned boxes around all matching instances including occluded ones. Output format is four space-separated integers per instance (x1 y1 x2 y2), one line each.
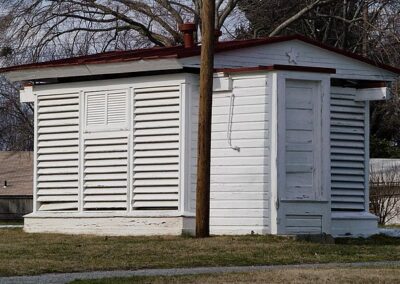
71 267 400 284
0 228 399 277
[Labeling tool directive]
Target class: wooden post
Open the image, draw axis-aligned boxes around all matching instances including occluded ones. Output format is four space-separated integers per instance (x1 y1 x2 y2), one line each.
196 0 215 238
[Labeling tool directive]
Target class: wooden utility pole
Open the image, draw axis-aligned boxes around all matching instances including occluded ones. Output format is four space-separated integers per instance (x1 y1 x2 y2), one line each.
196 0 215 238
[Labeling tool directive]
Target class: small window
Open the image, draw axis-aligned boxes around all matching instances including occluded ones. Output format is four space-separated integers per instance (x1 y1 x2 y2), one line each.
85 90 129 132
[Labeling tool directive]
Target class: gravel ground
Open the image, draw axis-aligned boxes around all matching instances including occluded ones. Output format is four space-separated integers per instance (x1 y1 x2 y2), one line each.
1 261 400 284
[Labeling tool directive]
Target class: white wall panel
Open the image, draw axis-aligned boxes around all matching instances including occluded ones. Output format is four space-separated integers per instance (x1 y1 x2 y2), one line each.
36 93 80 211
83 135 129 211
132 86 181 210
191 75 272 234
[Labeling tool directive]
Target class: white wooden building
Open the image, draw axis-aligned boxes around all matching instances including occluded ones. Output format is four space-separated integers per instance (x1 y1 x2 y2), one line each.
1 34 399 237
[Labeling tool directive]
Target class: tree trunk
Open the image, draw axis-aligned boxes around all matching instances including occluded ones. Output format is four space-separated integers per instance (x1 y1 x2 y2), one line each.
362 0 368 57
195 0 215 238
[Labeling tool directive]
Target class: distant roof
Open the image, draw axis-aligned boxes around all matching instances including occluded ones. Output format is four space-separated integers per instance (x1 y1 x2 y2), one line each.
370 159 400 172
0 152 33 196
1 34 400 75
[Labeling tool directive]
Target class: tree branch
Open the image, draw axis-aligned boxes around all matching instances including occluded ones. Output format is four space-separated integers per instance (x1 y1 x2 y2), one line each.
269 0 335 37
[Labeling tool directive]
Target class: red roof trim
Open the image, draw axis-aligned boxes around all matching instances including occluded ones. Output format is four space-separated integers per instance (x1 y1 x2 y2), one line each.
215 65 336 74
1 34 399 75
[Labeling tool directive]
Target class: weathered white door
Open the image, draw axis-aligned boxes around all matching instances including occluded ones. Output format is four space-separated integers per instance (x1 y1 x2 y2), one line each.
285 80 321 200
277 78 330 235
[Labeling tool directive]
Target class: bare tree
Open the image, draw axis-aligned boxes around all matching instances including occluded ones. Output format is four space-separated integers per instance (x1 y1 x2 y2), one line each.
0 0 241 64
238 0 400 58
0 1 243 151
0 77 34 151
370 161 400 225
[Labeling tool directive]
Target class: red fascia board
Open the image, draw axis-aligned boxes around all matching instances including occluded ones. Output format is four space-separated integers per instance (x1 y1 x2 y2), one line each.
215 65 336 74
357 81 388 89
1 34 400 75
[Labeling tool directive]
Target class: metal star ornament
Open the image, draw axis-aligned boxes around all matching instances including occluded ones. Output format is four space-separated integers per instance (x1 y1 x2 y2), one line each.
286 48 299 64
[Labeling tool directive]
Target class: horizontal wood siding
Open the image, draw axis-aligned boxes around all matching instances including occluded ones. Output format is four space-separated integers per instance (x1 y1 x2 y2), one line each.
132 86 181 210
285 215 322 234
191 75 271 234
330 87 366 211
181 40 395 81
37 93 80 211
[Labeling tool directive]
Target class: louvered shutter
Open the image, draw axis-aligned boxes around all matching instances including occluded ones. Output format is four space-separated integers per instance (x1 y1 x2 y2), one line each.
132 86 180 210
85 90 128 131
83 89 130 211
330 87 366 211
36 93 80 211
83 135 128 210
107 91 128 125
86 92 106 126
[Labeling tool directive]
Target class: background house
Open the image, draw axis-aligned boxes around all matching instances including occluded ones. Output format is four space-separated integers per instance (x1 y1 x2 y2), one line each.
369 159 400 225
1 34 399 236
0 152 33 220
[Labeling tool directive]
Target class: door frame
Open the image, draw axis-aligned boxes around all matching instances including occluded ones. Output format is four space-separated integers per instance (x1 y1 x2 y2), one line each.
271 71 331 234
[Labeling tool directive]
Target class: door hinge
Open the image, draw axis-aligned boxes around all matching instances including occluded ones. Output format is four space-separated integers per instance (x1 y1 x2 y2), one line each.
275 199 280 209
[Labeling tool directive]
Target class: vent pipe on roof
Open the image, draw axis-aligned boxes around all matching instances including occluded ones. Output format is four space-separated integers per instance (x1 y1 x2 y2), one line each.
214 30 222 44
179 23 196 48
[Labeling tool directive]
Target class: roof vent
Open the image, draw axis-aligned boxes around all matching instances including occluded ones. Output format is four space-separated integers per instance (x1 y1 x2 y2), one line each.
179 23 196 48
214 30 222 44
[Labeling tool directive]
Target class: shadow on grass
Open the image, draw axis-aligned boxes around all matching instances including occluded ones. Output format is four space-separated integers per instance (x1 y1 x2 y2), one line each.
0 219 23 225
335 234 400 246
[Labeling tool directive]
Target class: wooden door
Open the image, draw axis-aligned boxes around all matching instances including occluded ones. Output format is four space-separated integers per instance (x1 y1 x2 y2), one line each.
277 78 330 235
284 80 321 200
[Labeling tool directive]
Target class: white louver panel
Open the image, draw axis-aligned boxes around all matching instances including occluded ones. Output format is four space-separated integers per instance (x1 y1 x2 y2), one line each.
330 88 366 211
85 90 128 131
107 91 128 125
83 135 128 210
36 93 80 211
132 86 181 210
86 93 106 126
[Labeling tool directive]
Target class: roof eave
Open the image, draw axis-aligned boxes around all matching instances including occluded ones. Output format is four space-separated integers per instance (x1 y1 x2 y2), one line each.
4 57 184 82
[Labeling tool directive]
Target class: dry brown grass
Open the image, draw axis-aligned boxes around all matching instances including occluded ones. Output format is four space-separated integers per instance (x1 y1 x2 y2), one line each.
73 267 400 284
0 228 399 277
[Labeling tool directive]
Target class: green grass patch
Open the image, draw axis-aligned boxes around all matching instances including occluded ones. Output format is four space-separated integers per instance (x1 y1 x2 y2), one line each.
0 229 399 277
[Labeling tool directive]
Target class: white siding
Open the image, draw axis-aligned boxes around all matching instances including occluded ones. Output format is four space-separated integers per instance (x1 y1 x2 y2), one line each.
191 74 271 234
82 88 130 211
181 40 396 81
36 93 80 211
132 86 181 210
330 87 367 211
